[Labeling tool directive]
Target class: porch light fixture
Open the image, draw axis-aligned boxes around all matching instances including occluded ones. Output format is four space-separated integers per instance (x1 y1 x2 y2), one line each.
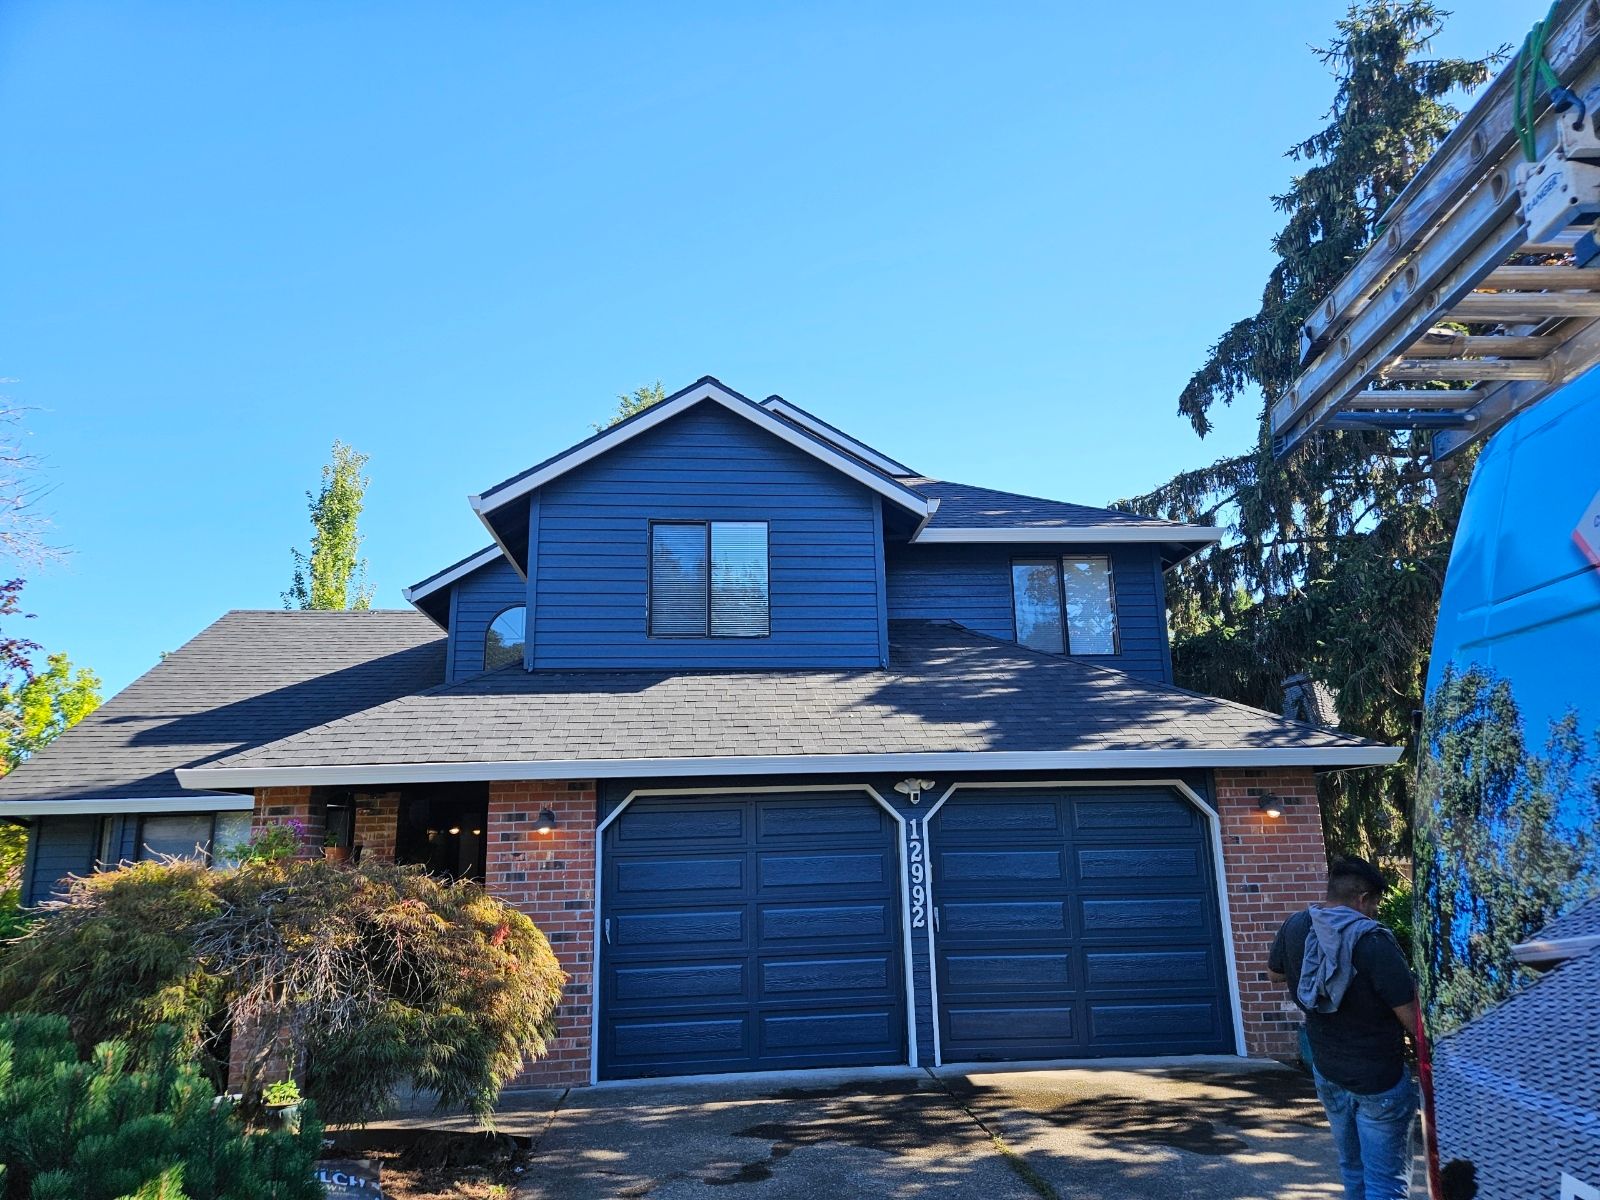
448 825 461 835
536 809 558 835
1257 794 1288 819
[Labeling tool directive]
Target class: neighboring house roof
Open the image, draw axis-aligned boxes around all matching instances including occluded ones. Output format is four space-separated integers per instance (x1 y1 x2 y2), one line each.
179 620 1397 789
0 611 445 813
1432 947 1600 1194
1512 896 1600 968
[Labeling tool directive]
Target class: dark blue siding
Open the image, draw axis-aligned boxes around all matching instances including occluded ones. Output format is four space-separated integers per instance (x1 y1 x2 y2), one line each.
446 557 527 683
885 543 1173 681
931 786 1231 1061
532 402 885 669
600 790 905 1079
24 815 98 905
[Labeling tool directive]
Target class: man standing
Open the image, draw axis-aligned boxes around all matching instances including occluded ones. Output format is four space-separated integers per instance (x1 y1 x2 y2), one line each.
1270 857 1419 1200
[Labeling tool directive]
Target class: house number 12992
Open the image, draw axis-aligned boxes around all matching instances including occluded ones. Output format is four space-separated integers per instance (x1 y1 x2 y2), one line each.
907 818 927 928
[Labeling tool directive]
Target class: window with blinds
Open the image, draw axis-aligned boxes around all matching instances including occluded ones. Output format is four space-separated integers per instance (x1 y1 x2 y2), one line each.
649 521 769 637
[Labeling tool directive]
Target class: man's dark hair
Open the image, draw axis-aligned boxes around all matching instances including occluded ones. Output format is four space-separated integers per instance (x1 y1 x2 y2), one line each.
1326 856 1386 904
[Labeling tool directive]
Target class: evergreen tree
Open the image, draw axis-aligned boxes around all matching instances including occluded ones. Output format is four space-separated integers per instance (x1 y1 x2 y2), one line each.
1119 2 1500 858
283 440 375 611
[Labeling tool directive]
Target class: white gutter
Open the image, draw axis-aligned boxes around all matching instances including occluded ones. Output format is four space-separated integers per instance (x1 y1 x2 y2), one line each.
1510 934 1600 968
912 526 1223 545
401 546 504 604
0 795 254 817
178 745 1403 790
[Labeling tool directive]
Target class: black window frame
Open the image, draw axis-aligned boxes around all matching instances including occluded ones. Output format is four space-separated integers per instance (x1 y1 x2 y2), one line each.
1008 553 1121 657
646 519 771 639
483 603 528 672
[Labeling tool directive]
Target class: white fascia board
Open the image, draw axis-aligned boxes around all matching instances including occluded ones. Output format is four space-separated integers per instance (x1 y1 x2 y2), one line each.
912 525 1224 545
475 518 530 582
179 744 1403 789
469 383 931 520
401 546 504 604
0 795 254 817
759 397 915 477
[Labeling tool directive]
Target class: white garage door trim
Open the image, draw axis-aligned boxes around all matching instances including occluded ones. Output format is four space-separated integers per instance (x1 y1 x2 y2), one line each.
591 783 919 1086
920 778 1246 1066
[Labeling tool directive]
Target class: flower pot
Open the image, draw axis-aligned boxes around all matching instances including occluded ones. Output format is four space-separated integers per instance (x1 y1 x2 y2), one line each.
263 1101 302 1133
323 845 351 865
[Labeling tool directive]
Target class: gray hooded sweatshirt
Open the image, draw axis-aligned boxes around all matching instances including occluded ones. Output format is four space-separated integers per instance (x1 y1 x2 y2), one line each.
1297 903 1381 1014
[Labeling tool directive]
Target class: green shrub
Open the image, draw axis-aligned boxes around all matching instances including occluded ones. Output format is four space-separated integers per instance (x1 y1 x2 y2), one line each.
0 858 565 1125
0 1014 323 1200
1379 878 1414 962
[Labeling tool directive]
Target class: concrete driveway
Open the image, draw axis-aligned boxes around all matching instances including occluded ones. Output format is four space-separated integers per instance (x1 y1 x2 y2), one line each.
496 1058 1364 1200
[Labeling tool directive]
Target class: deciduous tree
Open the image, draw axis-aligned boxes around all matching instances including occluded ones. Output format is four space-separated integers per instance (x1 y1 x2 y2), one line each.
594 381 666 431
283 441 375 611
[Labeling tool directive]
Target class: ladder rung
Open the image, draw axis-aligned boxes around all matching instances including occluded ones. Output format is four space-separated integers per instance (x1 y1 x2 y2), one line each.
1380 358 1555 382
1403 332 1559 358
1450 292 1600 319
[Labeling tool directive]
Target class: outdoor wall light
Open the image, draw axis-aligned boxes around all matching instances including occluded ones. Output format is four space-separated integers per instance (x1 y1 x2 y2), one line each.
1257 794 1288 819
448 825 461 835
536 809 558 835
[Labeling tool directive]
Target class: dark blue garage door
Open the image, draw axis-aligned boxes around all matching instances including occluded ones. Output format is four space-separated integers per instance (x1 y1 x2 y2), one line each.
932 786 1233 1062
600 790 906 1080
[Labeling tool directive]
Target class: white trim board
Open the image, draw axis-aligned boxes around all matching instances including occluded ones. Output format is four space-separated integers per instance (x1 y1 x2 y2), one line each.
0 796 255 817
757 396 916 478
402 546 503 604
590 783 920 1085
469 381 931 523
912 526 1223 545
179 746 1403 790
918 779 1248 1066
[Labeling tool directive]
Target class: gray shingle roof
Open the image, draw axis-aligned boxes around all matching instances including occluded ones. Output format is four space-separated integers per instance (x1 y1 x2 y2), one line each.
193 621 1384 778
1535 896 1600 943
1432 948 1600 1195
0 611 444 804
906 477 1193 533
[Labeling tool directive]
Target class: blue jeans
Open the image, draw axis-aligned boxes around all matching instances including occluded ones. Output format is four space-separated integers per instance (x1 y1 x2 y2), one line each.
1313 1069 1417 1200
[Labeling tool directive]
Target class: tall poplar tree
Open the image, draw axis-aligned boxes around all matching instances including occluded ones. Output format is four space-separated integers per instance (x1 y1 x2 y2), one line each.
1119 3 1501 857
283 441 376 611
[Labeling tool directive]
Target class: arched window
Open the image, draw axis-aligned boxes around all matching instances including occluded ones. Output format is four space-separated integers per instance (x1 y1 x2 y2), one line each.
484 605 526 671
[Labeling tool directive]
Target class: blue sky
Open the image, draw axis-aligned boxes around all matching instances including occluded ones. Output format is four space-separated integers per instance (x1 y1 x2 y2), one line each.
0 1 1546 695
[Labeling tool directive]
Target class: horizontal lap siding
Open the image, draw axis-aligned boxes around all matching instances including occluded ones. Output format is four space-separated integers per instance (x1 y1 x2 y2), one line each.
448 557 528 682
532 404 884 669
885 543 1172 682
24 815 98 905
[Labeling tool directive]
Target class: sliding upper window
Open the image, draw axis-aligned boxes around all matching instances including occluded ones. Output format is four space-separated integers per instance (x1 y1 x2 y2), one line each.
1010 555 1118 656
649 521 770 638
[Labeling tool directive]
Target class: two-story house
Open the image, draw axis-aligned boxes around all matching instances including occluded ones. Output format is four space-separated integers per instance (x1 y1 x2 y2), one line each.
0 377 1398 1087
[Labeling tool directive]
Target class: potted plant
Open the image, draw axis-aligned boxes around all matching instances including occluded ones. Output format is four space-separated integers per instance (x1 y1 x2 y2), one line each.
323 830 351 864
261 1079 303 1131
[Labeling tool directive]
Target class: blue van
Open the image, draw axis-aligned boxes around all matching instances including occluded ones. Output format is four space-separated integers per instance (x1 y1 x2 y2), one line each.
1418 376 1600 1198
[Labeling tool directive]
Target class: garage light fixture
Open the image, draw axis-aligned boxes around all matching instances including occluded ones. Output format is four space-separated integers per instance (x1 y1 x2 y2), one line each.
1257 793 1290 819
536 809 558 835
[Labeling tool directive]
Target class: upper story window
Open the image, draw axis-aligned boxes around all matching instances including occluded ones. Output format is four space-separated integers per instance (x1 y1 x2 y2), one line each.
649 520 770 638
1011 555 1118 656
485 605 527 670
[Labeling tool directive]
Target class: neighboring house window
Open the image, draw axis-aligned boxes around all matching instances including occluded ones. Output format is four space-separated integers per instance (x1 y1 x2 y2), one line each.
649 521 770 637
484 605 527 671
1010 555 1119 656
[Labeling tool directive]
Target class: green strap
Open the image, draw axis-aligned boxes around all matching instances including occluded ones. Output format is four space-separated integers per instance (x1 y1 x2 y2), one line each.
1515 0 1565 162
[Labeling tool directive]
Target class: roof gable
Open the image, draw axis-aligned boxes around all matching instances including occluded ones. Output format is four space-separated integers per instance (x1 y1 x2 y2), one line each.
471 377 930 571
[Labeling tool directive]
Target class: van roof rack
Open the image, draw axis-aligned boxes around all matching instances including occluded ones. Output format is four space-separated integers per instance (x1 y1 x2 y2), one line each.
1276 0 1600 459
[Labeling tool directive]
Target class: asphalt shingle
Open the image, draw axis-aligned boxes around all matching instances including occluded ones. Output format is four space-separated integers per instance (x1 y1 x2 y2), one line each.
0 611 444 802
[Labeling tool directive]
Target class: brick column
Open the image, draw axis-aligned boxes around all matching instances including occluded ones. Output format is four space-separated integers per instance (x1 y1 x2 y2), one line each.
1214 767 1327 1059
252 787 324 860
485 780 596 1087
354 792 400 865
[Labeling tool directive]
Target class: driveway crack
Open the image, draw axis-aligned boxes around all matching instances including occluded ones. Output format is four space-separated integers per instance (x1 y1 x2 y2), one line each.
924 1068 1060 1200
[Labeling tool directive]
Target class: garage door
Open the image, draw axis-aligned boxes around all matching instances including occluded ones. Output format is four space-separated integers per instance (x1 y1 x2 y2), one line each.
600 790 906 1080
931 786 1233 1062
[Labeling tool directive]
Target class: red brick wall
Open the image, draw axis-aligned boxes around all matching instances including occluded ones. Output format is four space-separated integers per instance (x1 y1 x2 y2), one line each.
252 786 324 859
1214 767 1328 1059
485 780 597 1088
354 792 399 865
